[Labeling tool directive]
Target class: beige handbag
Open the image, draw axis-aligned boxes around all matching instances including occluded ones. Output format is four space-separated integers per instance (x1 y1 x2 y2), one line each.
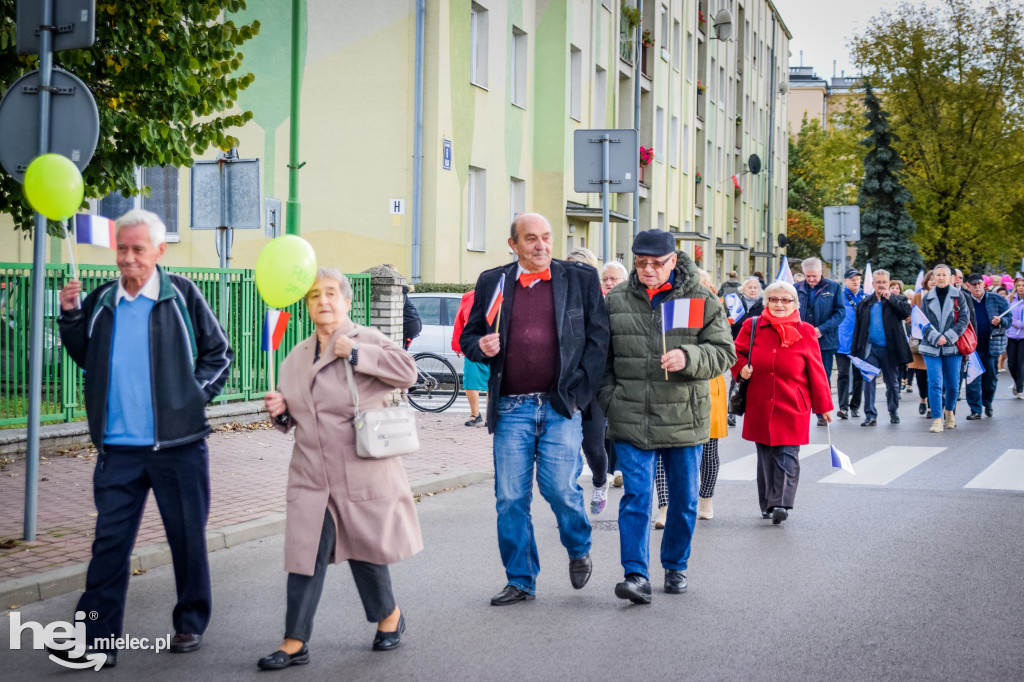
344 361 419 459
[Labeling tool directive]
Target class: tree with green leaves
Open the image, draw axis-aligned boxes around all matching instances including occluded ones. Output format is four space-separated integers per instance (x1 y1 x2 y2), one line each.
788 112 862 218
852 0 1024 268
854 82 924 283
0 0 260 235
785 208 824 262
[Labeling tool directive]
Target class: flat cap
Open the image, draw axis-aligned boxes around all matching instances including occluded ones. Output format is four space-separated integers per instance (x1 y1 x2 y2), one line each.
965 273 985 284
631 229 675 257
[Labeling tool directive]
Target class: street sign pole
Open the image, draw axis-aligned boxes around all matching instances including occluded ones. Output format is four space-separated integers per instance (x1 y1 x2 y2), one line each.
601 134 611 263
24 0 56 542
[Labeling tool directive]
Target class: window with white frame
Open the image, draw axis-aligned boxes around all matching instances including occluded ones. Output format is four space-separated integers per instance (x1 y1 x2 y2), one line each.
706 140 713 184
670 115 679 167
470 3 488 88
511 26 527 107
719 65 725 110
657 211 666 231
682 124 690 172
655 106 665 161
686 32 693 80
594 66 607 128
98 166 180 241
660 6 669 50
467 166 487 251
672 19 681 70
717 146 723 188
509 177 525 224
570 45 582 120
710 58 717 102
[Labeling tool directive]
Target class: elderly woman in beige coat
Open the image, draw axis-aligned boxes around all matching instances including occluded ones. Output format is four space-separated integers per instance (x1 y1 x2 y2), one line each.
257 269 421 671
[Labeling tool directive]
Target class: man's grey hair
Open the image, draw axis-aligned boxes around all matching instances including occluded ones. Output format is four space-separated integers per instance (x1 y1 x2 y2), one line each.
602 260 628 278
873 268 890 280
933 263 952 275
510 212 552 242
567 247 598 268
763 280 800 310
307 268 353 301
116 209 166 248
801 257 822 273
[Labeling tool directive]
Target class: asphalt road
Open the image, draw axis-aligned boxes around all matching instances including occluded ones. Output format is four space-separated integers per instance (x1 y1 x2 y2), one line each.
3 395 1023 681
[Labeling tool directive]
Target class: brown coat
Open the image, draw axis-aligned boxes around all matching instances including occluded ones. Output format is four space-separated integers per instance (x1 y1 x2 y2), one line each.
908 291 927 370
275 319 422 576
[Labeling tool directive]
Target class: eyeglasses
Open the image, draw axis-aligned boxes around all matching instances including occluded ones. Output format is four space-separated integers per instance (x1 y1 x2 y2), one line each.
601 276 623 283
768 297 794 304
634 255 673 270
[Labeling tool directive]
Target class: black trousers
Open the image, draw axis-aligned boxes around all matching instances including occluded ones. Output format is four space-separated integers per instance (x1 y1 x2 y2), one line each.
863 345 902 419
285 509 395 643
1008 338 1024 393
581 400 609 488
755 443 801 513
835 353 862 411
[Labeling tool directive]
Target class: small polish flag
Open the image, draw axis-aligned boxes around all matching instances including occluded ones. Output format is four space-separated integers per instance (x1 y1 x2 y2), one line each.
486 274 505 326
74 214 116 249
662 298 706 332
262 310 291 351
830 445 856 475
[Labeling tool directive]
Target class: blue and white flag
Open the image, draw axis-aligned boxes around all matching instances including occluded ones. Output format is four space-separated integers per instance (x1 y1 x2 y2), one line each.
910 305 930 340
966 351 985 384
851 355 881 381
724 293 745 321
914 269 925 293
864 261 873 285
776 256 794 284
830 445 856 475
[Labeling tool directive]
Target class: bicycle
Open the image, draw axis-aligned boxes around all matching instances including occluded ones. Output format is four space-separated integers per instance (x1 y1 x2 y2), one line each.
408 352 460 412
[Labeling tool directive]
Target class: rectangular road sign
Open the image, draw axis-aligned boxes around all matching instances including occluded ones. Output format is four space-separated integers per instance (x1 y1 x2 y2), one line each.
573 129 638 194
824 206 861 242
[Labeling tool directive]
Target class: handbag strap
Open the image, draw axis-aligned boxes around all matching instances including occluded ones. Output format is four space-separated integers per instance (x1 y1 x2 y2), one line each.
746 316 759 366
344 360 362 418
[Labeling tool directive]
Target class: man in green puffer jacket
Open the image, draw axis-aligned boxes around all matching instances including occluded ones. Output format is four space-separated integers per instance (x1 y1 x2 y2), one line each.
598 229 736 604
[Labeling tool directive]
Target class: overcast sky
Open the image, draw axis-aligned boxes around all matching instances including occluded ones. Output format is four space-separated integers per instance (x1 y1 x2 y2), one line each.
772 0 949 80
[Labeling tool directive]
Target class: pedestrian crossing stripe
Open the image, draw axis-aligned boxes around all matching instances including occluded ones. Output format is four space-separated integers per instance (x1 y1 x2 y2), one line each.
819 446 946 486
717 444 829 481
964 449 1024 491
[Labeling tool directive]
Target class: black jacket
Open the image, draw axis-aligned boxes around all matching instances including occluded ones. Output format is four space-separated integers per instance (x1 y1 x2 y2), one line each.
460 259 610 433
731 299 764 339
58 267 234 452
850 292 913 366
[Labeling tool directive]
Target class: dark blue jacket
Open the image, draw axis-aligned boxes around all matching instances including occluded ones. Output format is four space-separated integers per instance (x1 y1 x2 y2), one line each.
970 291 1010 356
460 259 610 433
795 278 845 351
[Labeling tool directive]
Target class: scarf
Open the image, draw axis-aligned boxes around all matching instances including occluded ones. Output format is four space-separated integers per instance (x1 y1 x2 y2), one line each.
647 282 673 300
764 308 803 347
741 294 759 309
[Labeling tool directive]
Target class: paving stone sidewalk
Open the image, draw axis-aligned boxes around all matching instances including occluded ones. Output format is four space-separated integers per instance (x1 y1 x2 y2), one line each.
0 411 493 606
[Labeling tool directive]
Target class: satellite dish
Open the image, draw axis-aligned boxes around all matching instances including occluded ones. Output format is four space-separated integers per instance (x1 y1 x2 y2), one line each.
713 10 733 41
747 154 762 175
778 82 789 95
777 233 789 248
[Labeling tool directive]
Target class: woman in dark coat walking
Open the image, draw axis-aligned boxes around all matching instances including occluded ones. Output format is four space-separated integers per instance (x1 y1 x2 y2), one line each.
732 281 834 524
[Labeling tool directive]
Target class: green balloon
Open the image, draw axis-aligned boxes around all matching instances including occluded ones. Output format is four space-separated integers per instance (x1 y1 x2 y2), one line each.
255 235 318 308
23 153 85 221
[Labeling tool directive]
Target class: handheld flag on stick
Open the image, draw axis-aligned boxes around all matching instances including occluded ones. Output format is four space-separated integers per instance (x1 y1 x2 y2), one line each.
661 298 706 380
826 422 856 475
486 274 505 331
724 293 745 322
851 355 881 381
910 306 930 340
996 298 1024 319
914 270 925 293
262 310 291 391
864 262 873 285
775 256 794 284
966 351 985 384
73 214 116 249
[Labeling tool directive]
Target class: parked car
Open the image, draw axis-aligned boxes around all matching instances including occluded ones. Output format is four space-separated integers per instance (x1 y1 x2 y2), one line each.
406 292 465 374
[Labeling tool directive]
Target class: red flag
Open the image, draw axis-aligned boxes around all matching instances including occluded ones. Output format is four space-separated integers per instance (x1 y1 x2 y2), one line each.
486 274 505 325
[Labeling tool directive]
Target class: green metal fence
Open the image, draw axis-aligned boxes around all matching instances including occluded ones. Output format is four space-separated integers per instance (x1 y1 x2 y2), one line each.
0 263 371 427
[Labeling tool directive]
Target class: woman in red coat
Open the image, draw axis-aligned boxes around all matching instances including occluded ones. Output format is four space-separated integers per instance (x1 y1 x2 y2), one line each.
732 281 834 524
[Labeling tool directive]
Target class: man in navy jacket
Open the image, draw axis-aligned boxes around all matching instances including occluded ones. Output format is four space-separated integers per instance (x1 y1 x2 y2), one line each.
795 257 845 425
461 213 609 606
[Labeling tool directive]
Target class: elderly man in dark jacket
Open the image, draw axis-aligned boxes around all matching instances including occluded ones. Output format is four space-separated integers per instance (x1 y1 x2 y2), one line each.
54 209 233 667
598 230 735 605
851 269 912 425
964 272 1010 419
795 257 845 425
461 213 609 607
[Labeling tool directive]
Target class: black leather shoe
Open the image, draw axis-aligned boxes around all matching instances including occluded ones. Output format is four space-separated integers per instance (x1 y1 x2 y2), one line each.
490 585 535 606
771 507 789 525
614 574 652 604
851 408 860 418
966 412 982 420
761 511 772 519
727 415 736 427
985 406 993 417
45 645 117 669
861 418 877 427
257 644 309 670
664 570 687 594
816 416 827 426
836 410 848 420
569 553 593 589
919 402 927 416
890 413 900 424
372 612 405 651
170 633 202 653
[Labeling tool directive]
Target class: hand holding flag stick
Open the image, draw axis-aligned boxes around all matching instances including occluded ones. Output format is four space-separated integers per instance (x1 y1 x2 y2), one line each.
262 310 291 391
996 298 1023 319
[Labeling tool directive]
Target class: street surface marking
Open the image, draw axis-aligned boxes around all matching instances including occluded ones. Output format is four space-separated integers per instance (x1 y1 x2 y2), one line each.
819 446 945 486
964 449 1024 491
718 444 828 481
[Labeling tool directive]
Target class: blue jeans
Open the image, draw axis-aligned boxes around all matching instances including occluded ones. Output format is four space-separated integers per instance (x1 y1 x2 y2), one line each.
966 350 999 413
492 394 591 594
615 441 702 580
924 353 962 418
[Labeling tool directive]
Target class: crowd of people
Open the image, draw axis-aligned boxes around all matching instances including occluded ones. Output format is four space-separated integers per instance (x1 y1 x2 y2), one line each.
45 208 1023 670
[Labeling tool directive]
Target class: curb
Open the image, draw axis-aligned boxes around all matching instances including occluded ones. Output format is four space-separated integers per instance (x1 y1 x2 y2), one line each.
0 470 493 609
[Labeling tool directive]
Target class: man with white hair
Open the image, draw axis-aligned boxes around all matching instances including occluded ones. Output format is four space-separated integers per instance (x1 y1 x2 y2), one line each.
54 209 233 667
794 257 845 426
601 261 629 295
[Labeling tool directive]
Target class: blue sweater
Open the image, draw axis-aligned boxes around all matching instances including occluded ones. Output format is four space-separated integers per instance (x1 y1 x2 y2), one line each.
104 297 155 445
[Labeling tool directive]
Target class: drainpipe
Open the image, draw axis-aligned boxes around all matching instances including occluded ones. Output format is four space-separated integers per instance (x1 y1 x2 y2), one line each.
286 0 304 235
766 11 777 274
633 9 641 242
412 0 425 282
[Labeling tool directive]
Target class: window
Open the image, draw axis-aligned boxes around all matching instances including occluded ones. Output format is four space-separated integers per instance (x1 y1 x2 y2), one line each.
409 297 442 326
511 27 527 107
670 115 679 167
98 166 180 241
658 212 666 231
470 3 488 87
570 45 582 120
672 20 681 70
710 58 717 101
682 124 690 172
719 65 726 110
509 177 525 224
717 146 723 189
686 32 693 80
706 140 712 184
594 66 607 127
660 5 669 50
467 166 487 251
655 106 665 161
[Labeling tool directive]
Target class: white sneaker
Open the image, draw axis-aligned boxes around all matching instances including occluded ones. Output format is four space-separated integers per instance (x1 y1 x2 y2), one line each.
697 497 713 520
930 418 944 433
590 482 608 514
654 505 668 529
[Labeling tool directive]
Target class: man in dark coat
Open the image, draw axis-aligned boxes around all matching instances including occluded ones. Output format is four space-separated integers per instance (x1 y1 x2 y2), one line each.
850 268 912 425
794 257 845 425
461 213 609 606
964 272 1009 419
